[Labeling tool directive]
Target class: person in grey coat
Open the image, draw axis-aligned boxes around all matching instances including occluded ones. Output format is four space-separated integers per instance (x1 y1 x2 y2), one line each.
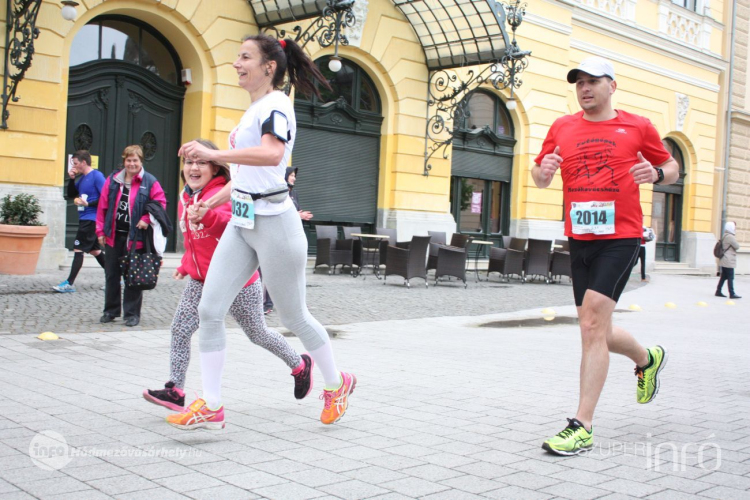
716 221 741 299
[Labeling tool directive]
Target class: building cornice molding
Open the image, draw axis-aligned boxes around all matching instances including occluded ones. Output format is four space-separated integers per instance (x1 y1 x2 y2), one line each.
570 39 720 92
524 13 573 35
572 12 726 66
571 14 725 70
730 109 750 124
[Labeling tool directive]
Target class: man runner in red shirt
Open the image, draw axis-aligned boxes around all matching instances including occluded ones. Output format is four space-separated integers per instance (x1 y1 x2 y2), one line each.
532 57 679 455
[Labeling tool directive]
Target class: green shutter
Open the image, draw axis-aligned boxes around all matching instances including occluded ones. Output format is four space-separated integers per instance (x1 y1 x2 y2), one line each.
452 150 512 182
293 127 379 224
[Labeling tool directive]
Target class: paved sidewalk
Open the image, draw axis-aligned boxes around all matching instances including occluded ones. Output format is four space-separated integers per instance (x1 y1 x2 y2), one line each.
1 264 594 335
0 274 748 499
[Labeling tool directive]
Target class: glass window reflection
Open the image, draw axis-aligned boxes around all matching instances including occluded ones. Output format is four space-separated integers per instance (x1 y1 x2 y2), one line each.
69 17 180 84
69 24 99 66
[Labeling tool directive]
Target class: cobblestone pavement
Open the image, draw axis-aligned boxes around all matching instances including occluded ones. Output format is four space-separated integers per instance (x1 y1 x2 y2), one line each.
0 274 748 500
0 263 645 336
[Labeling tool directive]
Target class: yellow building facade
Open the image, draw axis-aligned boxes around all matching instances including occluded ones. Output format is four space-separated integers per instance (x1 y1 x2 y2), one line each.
0 0 731 272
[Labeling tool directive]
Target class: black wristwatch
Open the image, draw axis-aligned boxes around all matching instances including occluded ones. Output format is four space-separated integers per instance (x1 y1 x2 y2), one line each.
653 167 664 185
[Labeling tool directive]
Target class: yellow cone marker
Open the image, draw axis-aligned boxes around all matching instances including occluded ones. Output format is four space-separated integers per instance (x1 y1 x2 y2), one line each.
726 300 735 306
543 316 555 321
628 304 642 311
541 308 555 315
664 302 677 309
37 332 59 341
696 301 708 307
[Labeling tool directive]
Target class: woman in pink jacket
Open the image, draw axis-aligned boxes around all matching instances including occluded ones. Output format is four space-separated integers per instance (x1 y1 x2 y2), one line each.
96 145 167 327
144 139 312 416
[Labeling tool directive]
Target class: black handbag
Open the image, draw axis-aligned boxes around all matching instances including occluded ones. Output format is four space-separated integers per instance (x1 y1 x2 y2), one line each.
119 229 162 291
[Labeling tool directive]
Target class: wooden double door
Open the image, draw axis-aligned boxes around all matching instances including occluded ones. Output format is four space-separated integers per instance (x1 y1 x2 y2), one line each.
64 61 184 251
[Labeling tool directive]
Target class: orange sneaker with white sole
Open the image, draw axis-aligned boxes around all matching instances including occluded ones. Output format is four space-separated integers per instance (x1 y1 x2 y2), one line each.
320 372 357 425
166 398 225 430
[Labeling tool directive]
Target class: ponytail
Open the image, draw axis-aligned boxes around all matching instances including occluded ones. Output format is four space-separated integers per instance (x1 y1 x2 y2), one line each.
242 34 332 99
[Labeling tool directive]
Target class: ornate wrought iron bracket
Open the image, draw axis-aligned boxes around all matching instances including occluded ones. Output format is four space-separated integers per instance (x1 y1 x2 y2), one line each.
2 0 42 130
423 0 530 175
262 0 356 53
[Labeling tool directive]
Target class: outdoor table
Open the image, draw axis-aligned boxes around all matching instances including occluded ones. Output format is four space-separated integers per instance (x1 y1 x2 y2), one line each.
469 240 494 282
351 233 389 279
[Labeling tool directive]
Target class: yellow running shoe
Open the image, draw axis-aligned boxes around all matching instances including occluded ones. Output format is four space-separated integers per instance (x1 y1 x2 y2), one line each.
635 345 668 404
320 372 357 425
166 398 225 430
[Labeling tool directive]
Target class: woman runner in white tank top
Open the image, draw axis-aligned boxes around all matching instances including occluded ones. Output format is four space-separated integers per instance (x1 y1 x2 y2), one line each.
170 35 356 430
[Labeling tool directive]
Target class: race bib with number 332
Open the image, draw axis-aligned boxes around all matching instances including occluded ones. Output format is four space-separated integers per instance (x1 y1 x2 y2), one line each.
570 201 615 235
230 189 255 229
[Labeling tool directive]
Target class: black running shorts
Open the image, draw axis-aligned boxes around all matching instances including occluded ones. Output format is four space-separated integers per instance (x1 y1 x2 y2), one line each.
569 237 640 306
74 220 102 253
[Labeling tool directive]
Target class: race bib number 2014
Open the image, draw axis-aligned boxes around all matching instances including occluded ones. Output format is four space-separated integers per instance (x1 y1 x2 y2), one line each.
230 190 255 230
570 201 615 235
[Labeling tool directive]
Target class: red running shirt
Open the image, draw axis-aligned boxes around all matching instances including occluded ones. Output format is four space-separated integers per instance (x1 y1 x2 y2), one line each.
534 110 672 240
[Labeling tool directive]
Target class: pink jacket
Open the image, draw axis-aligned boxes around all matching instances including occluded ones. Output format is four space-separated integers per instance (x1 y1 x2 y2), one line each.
176 176 259 286
96 168 167 249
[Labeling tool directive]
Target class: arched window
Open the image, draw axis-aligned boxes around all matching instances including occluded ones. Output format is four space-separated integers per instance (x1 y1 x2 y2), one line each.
69 16 181 84
450 90 516 242
303 59 381 114
293 58 384 251
662 138 686 180
458 90 513 137
652 138 686 261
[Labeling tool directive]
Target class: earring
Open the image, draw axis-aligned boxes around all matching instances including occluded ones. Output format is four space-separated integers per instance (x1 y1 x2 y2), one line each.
264 70 269 76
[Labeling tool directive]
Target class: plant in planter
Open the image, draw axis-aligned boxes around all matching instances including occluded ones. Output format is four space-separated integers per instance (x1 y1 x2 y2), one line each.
1 193 44 225
0 193 50 275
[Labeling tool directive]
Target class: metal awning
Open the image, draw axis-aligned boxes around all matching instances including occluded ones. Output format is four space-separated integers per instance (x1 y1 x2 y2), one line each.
249 0 329 26
393 0 509 70
248 0 511 71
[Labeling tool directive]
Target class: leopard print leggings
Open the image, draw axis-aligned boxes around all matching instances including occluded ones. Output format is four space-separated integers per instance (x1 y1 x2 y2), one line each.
170 278 301 388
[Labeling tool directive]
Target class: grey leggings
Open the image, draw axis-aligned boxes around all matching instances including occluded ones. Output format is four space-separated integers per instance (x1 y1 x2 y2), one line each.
198 207 329 353
170 279 301 388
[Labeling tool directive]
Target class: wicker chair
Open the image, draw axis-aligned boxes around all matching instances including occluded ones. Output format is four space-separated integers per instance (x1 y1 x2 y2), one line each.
314 225 354 275
342 226 363 270
502 235 511 249
525 238 553 283
384 235 431 288
554 238 570 252
487 246 525 282
434 234 473 288
550 248 572 282
376 228 397 267
426 231 446 272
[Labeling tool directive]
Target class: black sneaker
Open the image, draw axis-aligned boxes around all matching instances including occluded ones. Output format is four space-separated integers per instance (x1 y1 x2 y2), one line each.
143 381 185 411
715 291 727 297
292 353 314 400
100 313 116 323
730 294 742 299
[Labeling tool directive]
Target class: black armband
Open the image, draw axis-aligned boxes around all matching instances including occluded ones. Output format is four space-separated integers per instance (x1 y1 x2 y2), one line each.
66 179 79 199
261 111 291 143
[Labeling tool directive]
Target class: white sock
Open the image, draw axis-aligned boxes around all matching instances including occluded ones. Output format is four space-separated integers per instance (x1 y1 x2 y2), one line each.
309 342 342 390
200 348 226 410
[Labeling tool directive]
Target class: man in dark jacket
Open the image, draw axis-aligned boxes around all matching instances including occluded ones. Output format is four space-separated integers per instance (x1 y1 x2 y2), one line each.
53 151 107 293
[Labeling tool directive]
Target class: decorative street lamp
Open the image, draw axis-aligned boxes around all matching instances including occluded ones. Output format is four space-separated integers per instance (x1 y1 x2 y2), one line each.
2 1 80 129
258 0 357 73
422 0 531 175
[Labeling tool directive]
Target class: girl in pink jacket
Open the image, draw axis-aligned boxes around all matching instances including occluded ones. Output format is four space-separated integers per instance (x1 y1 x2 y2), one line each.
143 139 313 413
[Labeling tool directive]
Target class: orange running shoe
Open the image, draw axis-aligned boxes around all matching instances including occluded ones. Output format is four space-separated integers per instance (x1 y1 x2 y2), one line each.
166 398 225 430
320 372 357 425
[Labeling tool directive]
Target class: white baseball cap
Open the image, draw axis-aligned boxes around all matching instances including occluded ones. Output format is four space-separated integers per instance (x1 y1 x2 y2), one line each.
567 57 616 83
